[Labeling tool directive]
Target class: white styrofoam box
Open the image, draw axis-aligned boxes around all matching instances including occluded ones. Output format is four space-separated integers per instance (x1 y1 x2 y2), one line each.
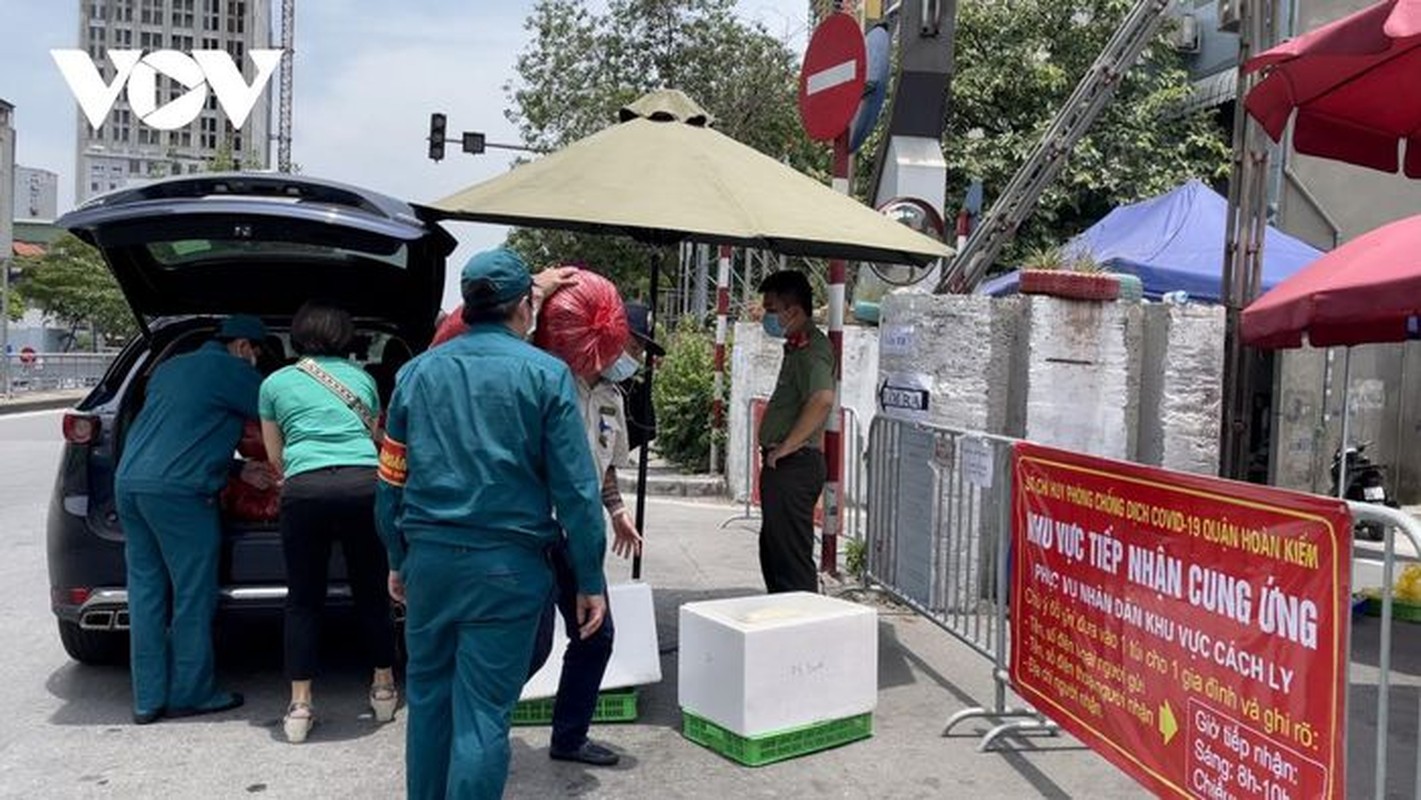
520 581 662 701
678 592 877 736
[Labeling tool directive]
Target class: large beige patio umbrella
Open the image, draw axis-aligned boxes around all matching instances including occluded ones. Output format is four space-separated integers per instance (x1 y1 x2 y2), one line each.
434 89 950 578
433 89 951 264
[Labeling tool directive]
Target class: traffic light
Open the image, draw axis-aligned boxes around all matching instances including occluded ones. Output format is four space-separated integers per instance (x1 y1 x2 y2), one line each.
428 113 447 162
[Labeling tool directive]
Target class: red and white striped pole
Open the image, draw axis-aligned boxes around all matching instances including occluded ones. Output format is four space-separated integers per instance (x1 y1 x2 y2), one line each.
711 245 732 474
821 133 850 577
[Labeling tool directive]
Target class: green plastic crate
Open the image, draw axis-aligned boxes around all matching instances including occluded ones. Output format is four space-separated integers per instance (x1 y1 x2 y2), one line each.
681 710 873 766
1361 595 1421 622
512 688 639 726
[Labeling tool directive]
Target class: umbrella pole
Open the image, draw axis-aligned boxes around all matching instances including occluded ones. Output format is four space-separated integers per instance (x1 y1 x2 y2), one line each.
632 246 664 581
1338 346 1351 499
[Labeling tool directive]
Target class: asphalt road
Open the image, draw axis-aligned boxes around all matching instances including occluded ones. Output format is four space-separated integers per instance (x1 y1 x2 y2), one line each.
0 410 415 798
0 409 1159 800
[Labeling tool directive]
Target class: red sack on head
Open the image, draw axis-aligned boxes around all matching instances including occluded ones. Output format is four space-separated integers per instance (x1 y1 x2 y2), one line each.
534 270 629 377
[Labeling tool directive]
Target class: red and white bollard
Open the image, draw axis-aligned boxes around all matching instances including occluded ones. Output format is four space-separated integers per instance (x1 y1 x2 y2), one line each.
712 246 732 473
821 133 851 577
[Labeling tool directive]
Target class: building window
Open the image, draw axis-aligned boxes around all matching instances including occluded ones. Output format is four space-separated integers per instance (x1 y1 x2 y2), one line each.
200 116 218 149
129 159 142 174
114 27 132 46
227 40 244 61
140 31 161 50
176 0 195 27
140 0 162 25
179 129 193 148
92 182 101 192
117 3 131 21
174 34 193 51
202 36 218 49
90 1 104 21
232 133 242 152
89 25 104 43
204 0 221 31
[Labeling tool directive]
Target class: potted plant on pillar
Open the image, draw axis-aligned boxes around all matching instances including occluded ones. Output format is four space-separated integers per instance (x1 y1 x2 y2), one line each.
1018 247 1121 301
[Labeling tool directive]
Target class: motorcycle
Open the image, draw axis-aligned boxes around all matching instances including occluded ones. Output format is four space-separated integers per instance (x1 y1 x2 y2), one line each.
1329 442 1398 541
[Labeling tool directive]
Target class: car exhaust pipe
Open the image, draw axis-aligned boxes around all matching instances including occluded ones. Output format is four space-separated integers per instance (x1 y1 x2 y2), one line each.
79 608 119 630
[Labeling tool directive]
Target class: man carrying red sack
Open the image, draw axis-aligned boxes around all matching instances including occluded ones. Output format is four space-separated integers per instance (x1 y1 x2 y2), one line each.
433 266 641 767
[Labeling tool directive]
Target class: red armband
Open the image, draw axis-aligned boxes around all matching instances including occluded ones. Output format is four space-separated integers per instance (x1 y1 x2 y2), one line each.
378 436 408 487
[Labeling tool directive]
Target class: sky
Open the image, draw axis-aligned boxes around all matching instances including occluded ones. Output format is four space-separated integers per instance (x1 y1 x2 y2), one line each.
0 0 811 309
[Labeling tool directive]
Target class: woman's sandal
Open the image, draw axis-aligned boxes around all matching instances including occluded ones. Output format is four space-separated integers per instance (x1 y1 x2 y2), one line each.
283 701 315 743
370 683 398 724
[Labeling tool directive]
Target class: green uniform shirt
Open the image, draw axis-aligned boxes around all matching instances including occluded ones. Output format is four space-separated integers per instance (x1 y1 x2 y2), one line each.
375 323 607 594
116 340 263 496
759 325 835 448
259 357 380 479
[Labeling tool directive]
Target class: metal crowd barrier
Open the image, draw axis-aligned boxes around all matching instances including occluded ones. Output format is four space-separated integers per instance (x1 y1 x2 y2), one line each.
1348 502 1421 800
863 415 1052 749
720 396 866 550
4 352 115 393
866 412 1421 792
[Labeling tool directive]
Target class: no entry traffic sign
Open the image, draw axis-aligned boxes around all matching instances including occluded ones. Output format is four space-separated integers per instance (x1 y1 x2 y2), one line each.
798 13 867 142
18 347 36 365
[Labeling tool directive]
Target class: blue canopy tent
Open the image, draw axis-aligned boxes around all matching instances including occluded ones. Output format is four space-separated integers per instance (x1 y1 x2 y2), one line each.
976 180 1323 302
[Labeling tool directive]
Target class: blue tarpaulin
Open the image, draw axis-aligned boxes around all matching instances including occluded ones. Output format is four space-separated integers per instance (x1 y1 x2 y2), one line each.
976 180 1323 303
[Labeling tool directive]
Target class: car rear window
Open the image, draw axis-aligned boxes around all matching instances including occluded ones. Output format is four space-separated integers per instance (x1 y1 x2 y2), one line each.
146 239 408 269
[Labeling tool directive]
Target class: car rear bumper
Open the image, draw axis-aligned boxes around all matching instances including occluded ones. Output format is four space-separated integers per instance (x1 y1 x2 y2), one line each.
62 584 367 631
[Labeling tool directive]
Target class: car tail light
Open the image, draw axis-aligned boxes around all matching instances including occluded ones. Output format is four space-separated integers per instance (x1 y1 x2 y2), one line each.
52 587 91 607
62 413 101 445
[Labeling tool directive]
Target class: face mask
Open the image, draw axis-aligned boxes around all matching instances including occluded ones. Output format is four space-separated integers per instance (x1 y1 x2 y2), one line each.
602 353 639 383
762 313 785 338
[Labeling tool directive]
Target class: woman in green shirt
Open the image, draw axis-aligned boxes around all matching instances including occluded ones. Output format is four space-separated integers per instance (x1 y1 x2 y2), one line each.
259 302 397 743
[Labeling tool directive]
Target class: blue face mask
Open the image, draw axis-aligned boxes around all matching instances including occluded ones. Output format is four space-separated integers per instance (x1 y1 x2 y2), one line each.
602 352 640 383
762 313 785 338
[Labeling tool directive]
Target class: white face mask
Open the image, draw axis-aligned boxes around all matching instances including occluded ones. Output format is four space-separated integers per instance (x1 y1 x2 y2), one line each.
601 352 639 383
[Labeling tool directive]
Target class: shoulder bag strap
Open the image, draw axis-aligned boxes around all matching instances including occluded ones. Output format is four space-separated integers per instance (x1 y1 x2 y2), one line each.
295 357 378 437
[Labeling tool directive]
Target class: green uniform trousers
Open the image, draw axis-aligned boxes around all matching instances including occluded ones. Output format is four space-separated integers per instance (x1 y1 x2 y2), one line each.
403 539 553 800
117 489 223 715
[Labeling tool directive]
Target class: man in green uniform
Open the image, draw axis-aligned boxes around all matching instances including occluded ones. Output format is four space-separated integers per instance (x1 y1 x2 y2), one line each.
115 314 274 724
375 248 607 800
757 270 835 594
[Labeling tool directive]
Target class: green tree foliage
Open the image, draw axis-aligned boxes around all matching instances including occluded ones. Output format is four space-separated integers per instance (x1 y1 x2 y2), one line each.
651 319 721 472
504 0 824 293
942 0 1231 266
17 234 136 346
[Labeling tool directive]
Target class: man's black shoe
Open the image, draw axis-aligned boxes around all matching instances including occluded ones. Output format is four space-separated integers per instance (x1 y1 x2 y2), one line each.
549 741 621 767
166 691 244 719
132 708 164 725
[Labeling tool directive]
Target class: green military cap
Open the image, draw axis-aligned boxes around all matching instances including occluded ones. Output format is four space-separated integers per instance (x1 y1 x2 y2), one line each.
461 248 533 310
216 314 268 342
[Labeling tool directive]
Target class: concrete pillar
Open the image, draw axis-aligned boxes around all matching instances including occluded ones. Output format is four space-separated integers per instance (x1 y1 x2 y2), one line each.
1019 296 1142 462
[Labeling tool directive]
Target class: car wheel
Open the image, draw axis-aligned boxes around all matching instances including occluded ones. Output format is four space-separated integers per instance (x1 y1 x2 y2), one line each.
57 620 128 666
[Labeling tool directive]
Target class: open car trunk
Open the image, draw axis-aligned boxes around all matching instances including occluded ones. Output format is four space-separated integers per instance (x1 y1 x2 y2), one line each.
100 318 414 590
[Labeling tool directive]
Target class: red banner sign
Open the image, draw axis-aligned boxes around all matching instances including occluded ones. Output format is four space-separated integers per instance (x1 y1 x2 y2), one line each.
1010 443 1350 799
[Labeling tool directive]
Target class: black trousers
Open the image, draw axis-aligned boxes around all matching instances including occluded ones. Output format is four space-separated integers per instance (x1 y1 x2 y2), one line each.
526 540 615 752
758 448 826 594
279 466 396 681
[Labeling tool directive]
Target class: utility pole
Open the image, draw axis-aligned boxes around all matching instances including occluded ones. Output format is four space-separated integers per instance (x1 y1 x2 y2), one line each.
1218 0 1278 480
0 100 14 399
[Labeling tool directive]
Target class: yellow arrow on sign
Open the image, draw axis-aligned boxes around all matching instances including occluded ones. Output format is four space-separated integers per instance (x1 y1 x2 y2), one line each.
1159 701 1178 745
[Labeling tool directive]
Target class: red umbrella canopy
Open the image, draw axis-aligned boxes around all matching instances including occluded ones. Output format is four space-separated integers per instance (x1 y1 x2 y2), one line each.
1242 213 1421 348
1244 0 1421 176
